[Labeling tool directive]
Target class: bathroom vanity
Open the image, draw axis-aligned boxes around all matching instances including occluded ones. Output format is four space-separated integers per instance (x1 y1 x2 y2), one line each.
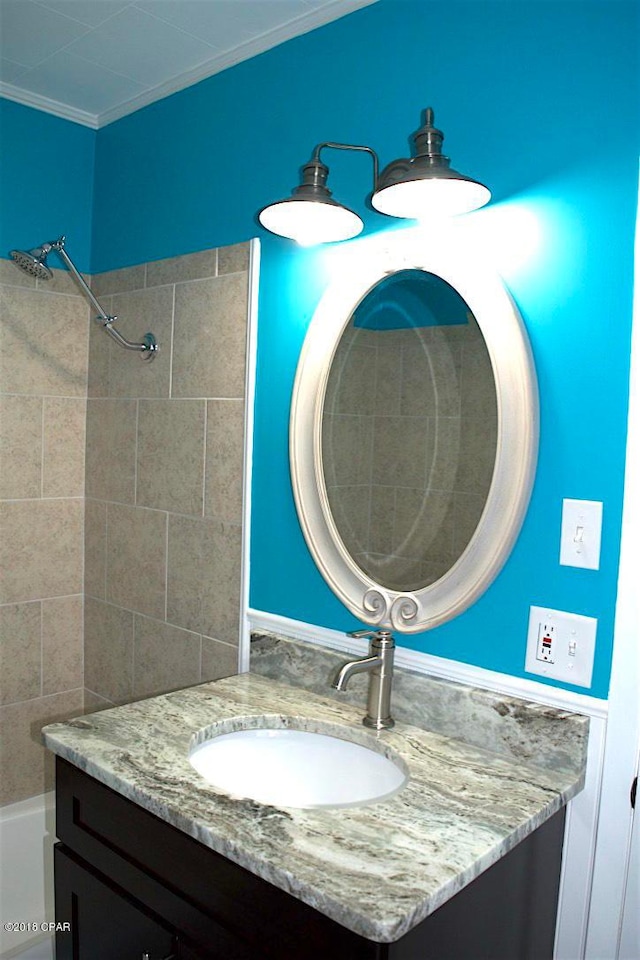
43 645 588 960
53 755 565 960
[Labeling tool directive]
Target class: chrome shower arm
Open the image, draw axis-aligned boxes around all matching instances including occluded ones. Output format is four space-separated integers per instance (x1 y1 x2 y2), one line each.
50 237 158 360
52 240 109 320
101 319 157 354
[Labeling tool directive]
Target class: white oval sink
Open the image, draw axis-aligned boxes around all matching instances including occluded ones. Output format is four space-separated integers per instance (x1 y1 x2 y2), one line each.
189 728 407 809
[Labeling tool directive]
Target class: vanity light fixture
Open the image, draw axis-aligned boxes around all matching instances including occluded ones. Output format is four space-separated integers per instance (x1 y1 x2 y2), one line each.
258 108 490 245
258 143 375 246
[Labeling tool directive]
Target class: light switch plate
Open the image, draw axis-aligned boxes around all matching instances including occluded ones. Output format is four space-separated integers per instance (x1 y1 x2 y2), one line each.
560 498 603 570
525 605 597 687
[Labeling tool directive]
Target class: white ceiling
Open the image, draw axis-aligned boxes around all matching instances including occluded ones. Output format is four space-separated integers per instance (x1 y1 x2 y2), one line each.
0 0 375 127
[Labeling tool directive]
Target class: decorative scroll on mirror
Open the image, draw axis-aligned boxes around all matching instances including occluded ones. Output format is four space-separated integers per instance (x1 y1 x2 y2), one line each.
290 233 538 633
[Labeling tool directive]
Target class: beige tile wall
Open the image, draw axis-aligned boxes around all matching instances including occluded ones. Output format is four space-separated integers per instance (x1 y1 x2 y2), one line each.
0 242 250 805
0 261 87 805
83 244 248 709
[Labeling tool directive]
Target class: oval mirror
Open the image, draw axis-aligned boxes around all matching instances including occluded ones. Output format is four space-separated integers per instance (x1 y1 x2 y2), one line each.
322 268 497 595
290 234 538 633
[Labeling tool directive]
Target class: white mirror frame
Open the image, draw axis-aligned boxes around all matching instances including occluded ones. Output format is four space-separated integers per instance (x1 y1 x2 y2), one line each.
290 231 539 633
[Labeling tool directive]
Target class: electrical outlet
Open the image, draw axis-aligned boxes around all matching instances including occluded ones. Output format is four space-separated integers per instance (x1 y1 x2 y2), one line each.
536 622 556 663
525 606 597 687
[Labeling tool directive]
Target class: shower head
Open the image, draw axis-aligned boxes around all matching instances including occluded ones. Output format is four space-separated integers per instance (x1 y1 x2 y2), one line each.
9 244 54 281
8 233 158 360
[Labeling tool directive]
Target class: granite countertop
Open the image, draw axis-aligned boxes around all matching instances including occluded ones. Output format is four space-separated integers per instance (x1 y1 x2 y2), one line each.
42 670 587 943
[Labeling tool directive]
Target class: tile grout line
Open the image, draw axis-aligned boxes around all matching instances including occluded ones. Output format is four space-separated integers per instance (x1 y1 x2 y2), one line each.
39 599 44 699
106 292 113 396
83 297 91 407
200 346 209 678
80 592 85 711
164 507 169 624
131 607 137 702
82 593 237 650
84 686 116 709
2 495 85 503
1 392 89 400
103 499 108 605
40 396 45 499
83 496 234 523
168 281 176 400
103 500 109 606
0 592 84 608
134 397 139 506
0 686 86 712
202 397 208 519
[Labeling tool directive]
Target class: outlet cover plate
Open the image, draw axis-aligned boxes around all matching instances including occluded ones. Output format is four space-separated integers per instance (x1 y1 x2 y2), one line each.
525 605 597 687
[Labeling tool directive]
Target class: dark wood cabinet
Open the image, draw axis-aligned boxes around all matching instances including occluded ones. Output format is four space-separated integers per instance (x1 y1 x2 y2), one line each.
54 757 565 960
55 845 179 960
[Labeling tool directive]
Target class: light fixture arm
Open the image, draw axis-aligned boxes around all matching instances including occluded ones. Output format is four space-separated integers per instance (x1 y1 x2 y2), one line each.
310 142 380 188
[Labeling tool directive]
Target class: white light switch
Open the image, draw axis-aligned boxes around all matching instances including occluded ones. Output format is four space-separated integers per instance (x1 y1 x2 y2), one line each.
560 498 603 570
525 605 597 687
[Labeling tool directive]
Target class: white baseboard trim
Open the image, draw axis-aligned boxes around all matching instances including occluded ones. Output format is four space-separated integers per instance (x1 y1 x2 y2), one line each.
554 712 608 960
247 608 608 717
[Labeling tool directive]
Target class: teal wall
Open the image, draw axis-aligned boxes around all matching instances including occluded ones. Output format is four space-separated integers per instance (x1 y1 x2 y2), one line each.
0 99 95 272
248 1 639 700
2 1 638 698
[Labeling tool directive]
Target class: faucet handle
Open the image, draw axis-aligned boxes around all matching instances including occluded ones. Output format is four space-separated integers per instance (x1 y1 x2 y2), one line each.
347 628 393 645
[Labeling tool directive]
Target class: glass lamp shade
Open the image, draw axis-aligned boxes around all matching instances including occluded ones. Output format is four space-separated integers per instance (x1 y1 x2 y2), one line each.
372 174 491 220
258 197 364 246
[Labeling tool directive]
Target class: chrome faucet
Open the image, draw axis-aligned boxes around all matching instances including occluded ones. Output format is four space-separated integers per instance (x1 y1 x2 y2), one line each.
332 629 395 730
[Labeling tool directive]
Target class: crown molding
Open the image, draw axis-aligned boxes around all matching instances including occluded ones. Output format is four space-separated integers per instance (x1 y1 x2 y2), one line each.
1 0 376 130
0 83 98 129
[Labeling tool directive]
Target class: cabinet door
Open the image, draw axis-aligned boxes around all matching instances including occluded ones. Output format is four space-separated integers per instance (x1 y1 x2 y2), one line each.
55 758 382 960
55 844 177 960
